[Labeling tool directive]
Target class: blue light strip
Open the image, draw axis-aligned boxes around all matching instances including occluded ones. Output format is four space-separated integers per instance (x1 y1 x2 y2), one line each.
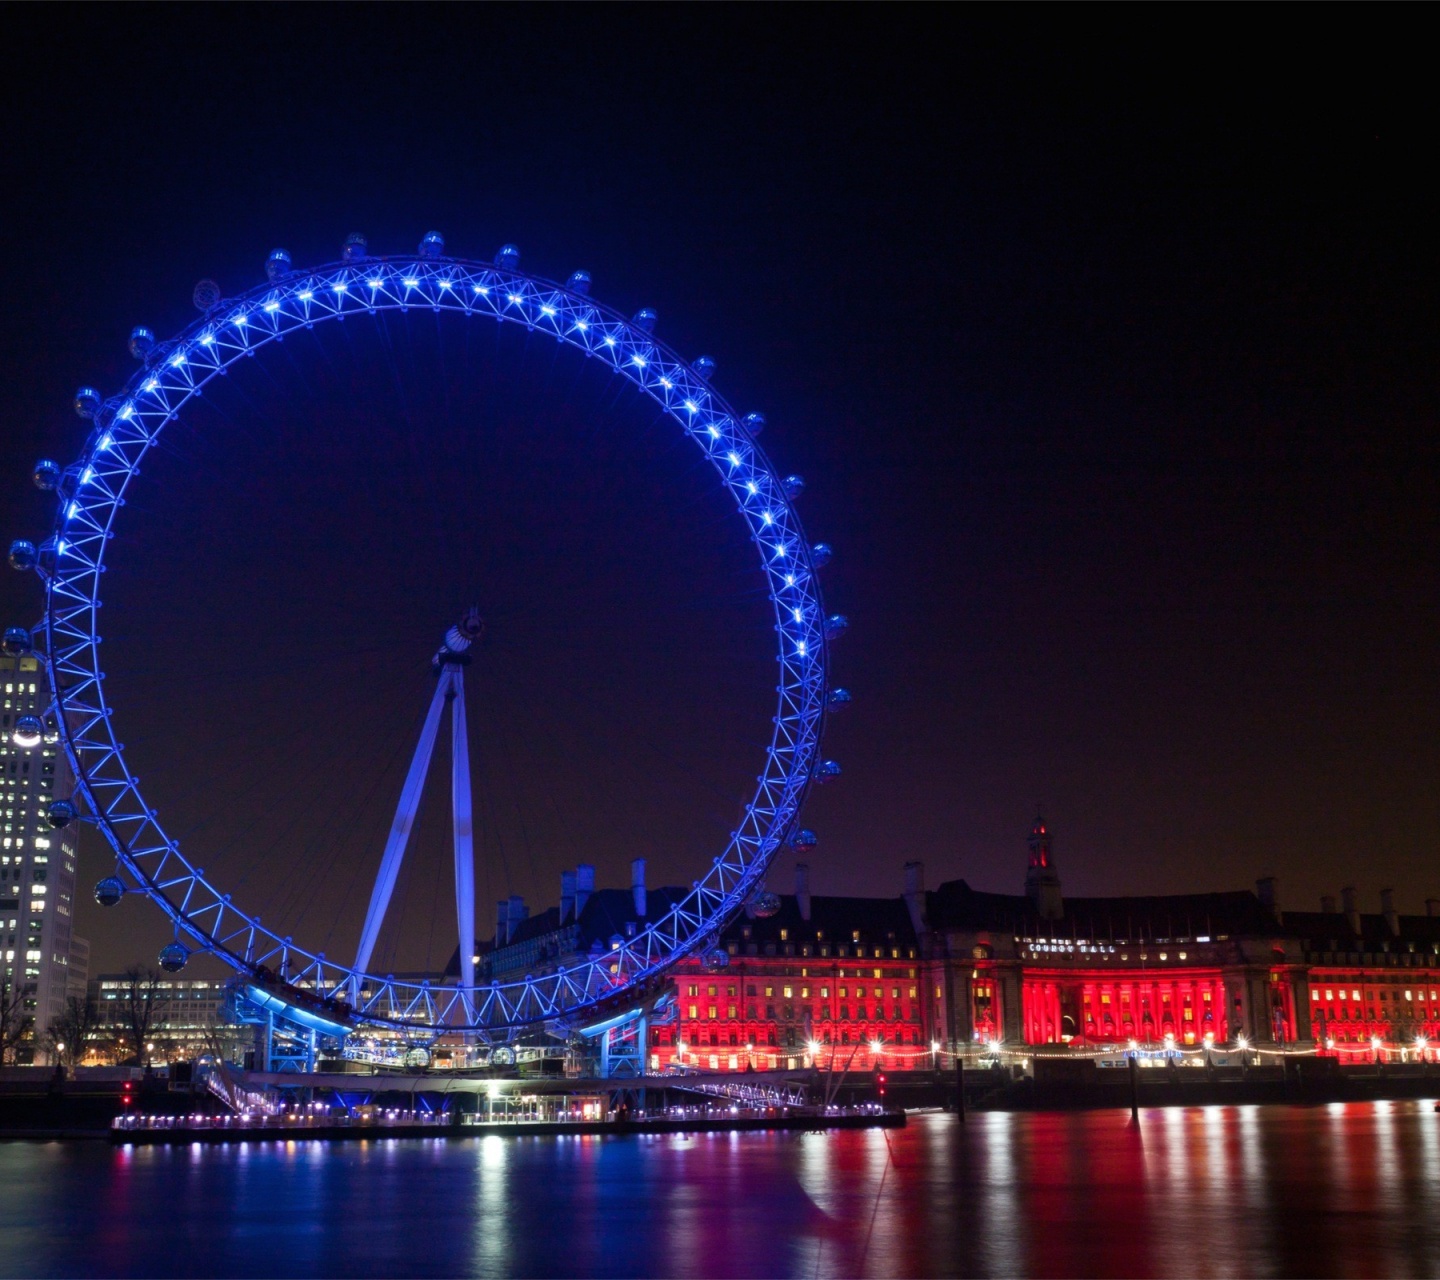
43 250 833 1036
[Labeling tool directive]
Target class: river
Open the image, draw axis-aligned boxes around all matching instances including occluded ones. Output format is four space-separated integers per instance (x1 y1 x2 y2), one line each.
5 1103 1440 1277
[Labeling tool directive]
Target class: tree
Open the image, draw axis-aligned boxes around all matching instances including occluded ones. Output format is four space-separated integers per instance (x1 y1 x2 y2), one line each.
117 966 162 1066
0 973 32 1065
43 996 100 1070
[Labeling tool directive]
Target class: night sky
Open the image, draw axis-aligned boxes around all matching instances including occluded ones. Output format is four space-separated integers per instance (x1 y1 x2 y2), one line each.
2 10 1435 974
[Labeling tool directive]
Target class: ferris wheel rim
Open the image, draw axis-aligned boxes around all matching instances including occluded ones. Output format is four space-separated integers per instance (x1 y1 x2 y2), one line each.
37 245 834 1037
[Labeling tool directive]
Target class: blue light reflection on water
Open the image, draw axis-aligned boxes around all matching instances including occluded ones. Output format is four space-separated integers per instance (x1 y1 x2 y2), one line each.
7 1105 1440 1277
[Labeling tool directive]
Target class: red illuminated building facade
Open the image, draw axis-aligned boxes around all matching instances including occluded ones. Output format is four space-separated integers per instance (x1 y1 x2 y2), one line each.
661 867 928 1073
465 822 1440 1072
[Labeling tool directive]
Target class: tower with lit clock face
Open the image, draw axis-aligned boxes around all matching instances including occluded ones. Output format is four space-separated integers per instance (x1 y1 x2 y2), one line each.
1025 813 1063 921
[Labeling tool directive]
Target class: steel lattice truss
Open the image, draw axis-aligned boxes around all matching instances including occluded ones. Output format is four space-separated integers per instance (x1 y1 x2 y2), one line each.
35 243 833 1036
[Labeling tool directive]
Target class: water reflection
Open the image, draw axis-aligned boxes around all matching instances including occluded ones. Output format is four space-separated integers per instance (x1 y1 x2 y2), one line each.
6 1103 1440 1277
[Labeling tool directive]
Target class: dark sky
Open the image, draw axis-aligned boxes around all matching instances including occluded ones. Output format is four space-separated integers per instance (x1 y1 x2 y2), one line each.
1 9 1436 974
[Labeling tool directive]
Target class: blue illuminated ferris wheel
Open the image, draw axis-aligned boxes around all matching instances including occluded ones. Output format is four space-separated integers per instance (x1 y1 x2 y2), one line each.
8 231 848 1039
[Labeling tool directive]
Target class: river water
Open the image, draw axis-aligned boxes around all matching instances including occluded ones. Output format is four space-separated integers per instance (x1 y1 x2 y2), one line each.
5 1103 1440 1277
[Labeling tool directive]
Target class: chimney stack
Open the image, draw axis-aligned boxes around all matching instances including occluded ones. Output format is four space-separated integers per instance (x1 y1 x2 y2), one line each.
1427 899 1440 919
1256 876 1280 921
904 860 927 934
795 863 812 922
1321 894 1337 914
631 858 647 918
560 870 577 925
507 894 527 942
575 863 595 918
1381 888 1400 937
1342 886 1361 936
496 899 510 946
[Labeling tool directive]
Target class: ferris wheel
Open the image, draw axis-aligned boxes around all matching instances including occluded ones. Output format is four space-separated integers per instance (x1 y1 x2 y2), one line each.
7 231 847 1039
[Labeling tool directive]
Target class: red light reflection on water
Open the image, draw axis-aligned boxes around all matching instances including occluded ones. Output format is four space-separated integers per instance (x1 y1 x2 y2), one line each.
9 1103 1440 1276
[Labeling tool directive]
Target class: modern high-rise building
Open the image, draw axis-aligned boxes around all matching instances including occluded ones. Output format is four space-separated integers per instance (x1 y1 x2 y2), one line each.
1 651 79 1061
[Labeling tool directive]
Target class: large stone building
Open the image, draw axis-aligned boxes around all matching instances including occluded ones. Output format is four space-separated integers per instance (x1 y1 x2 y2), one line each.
920 818 1440 1059
446 821 1440 1073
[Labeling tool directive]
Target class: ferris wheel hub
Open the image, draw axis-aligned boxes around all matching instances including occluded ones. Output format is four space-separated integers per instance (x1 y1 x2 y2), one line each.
35 236 838 1038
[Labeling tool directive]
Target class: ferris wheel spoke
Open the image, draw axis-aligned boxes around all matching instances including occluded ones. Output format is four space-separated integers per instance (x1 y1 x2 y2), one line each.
23 235 837 1034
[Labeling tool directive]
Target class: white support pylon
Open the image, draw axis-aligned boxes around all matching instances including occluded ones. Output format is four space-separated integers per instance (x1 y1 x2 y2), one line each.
352 611 485 1016
450 667 477 1013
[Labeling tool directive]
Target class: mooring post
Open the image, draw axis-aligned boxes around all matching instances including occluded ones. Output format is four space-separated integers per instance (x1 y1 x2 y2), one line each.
956 1054 966 1123
1128 1051 1140 1121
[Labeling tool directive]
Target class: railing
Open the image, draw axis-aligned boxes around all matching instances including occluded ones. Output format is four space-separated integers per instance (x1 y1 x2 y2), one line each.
113 1109 448 1133
678 1078 812 1109
203 1063 280 1116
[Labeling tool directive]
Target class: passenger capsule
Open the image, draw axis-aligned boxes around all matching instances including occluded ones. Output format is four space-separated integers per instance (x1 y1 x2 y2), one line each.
632 308 658 334
702 948 731 971
343 232 368 264
693 355 716 381
32 459 60 491
8 540 37 572
73 387 101 420
824 613 849 638
750 891 782 919
95 877 125 907
826 687 852 711
266 248 293 282
192 279 222 311
3 627 31 655
811 542 833 568
813 760 842 784
419 230 445 260
789 829 819 853
742 412 766 437
783 475 806 500
495 243 521 271
566 270 592 295
128 326 156 361
158 942 189 973
12 715 42 748
47 798 78 828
